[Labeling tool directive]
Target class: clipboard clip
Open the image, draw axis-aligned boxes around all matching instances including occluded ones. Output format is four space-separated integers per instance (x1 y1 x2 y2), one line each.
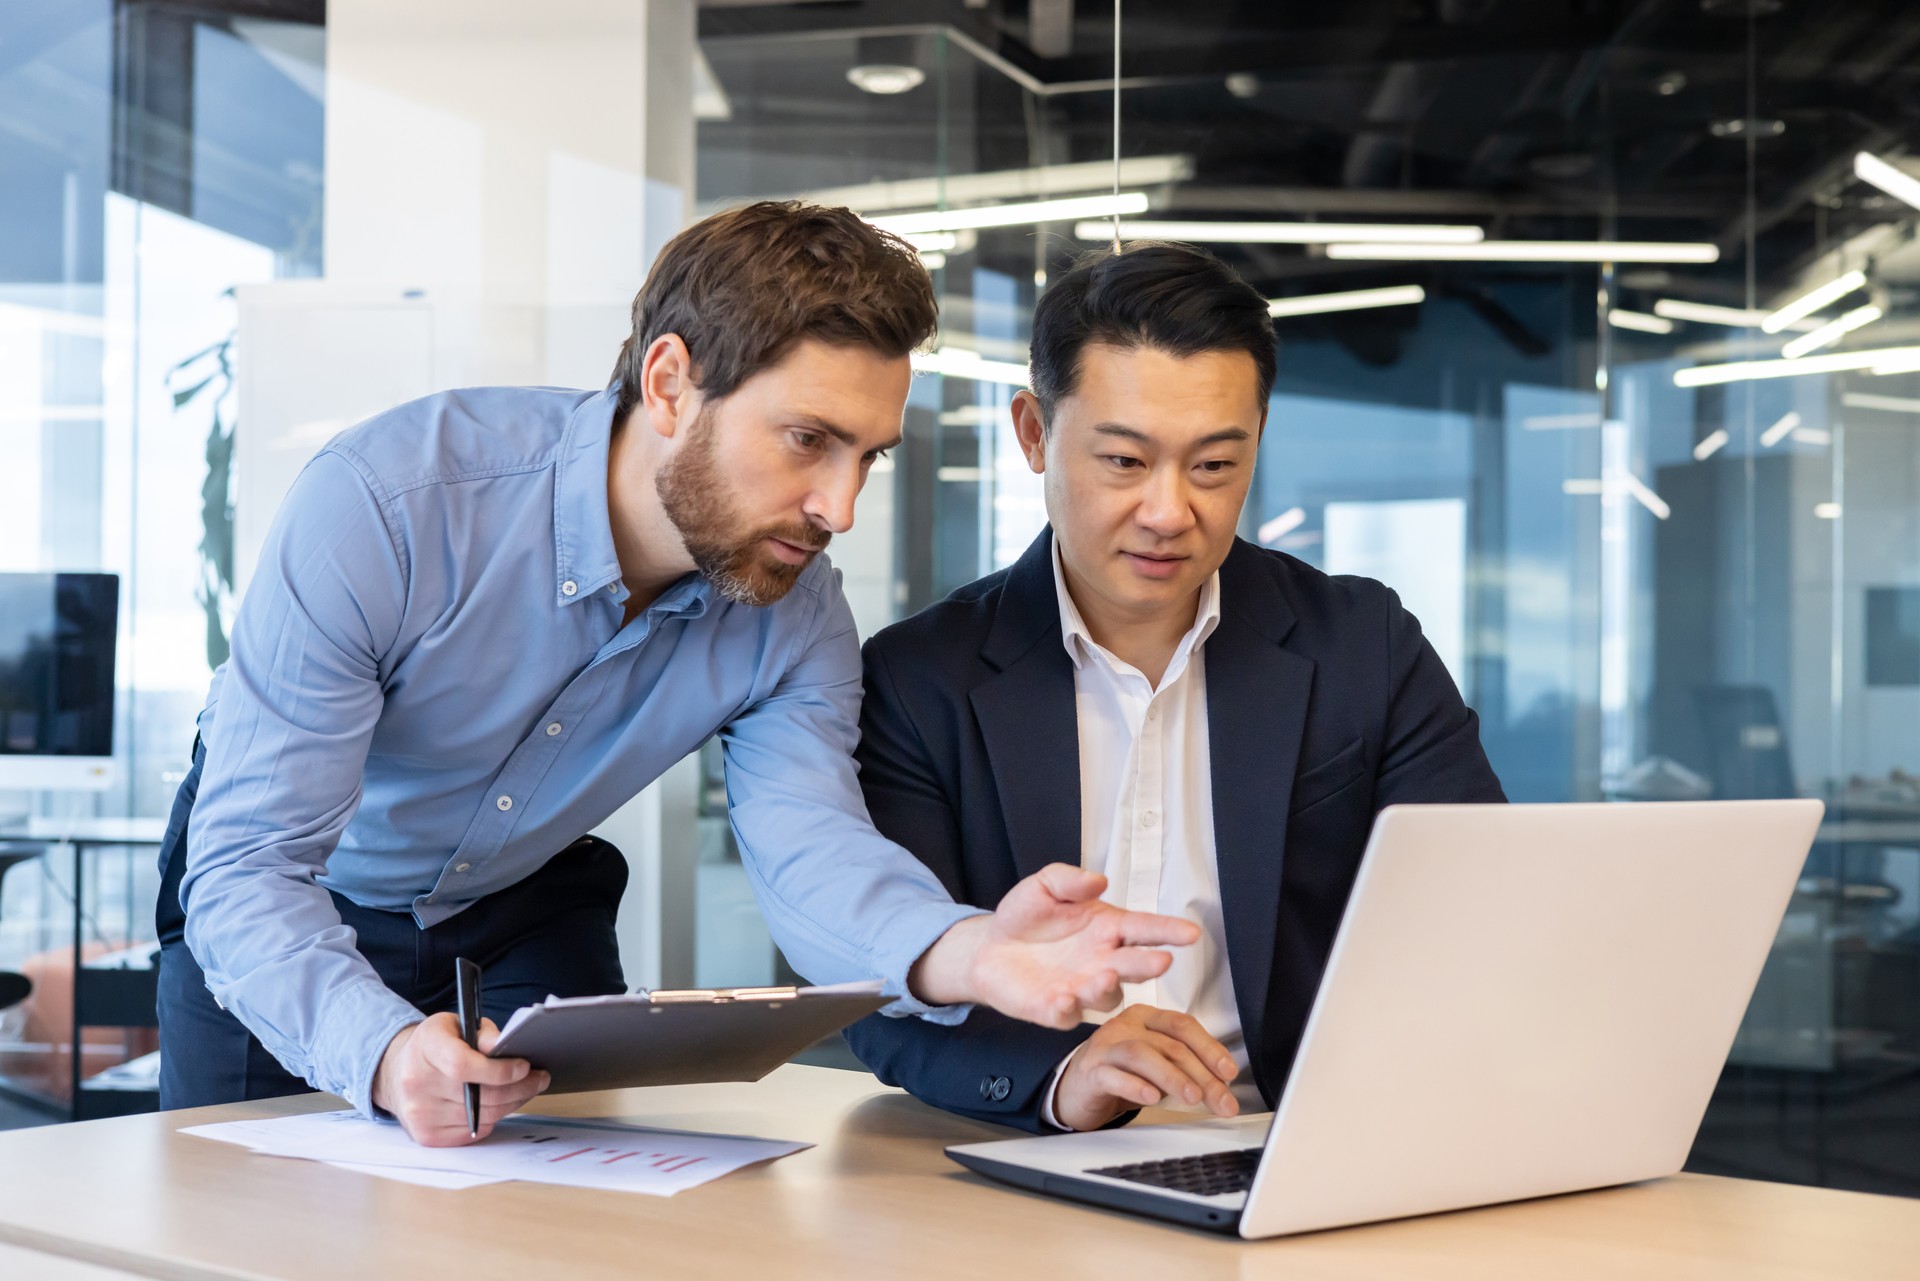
647 986 800 1004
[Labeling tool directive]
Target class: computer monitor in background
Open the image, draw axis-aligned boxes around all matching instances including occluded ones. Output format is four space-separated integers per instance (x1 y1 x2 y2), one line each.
0 573 119 792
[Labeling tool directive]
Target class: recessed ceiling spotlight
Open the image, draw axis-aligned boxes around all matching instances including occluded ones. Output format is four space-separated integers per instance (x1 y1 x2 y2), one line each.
847 65 926 95
1654 71 1688 96
1527 151 1596 181
1225 73 1261 99
1710 117 1785 139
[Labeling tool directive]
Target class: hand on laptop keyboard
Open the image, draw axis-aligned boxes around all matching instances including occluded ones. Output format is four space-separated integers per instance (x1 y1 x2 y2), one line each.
1053 1004 1241 1132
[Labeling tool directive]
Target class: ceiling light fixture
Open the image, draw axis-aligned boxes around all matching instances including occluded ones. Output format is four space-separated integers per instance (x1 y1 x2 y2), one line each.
1324 241 1720 263
1619 471 1671 520
1609 310 1675 334
1672 344 1920 387
1075 220 1483 245
1692 429 1729 460
1266 285 1426 319
1760 412 1802 446
1842 392 1920 414
1652 299 1819 331
1854 151 1920 211
1779 303 1884 359
1258 507 1307 545
872 192 1149 236
846 65 926 95
1761 269 1867 333
911 347 1030 387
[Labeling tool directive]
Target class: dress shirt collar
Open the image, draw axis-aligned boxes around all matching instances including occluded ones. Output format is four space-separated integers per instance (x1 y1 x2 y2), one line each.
551 385 709 619
1049 533 1222 676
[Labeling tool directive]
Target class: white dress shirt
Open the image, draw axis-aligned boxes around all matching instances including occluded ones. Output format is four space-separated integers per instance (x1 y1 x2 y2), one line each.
1041 540 1263 1128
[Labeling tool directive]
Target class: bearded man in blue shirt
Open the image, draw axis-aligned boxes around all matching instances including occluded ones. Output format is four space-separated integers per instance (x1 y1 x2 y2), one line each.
154 202 1197 1146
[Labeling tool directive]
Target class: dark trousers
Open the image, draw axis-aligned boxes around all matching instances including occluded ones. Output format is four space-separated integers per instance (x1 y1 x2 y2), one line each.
155 742 628 1109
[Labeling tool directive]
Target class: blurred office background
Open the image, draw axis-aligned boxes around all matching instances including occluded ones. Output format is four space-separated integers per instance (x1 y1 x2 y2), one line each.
3 0 1919 1199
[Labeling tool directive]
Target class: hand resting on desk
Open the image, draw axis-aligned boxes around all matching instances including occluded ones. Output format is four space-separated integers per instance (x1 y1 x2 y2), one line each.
373 1011 552 1146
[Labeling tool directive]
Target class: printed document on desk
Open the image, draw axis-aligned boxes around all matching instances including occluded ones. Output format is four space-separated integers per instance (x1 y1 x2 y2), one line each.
182 1111 808 1196
489 979 892 1093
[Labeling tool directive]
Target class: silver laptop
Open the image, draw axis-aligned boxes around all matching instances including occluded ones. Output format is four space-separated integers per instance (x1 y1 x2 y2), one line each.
947 799 1825 1237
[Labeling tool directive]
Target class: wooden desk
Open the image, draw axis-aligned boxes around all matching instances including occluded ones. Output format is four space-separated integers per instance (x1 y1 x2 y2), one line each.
0 1064 1913 1281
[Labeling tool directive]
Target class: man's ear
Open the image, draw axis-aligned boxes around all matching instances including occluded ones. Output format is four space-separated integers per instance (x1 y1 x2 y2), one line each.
1010 389 1049 475
640 334 699 440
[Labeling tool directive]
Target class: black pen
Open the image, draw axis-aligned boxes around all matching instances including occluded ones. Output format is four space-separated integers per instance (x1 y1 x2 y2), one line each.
455 956 482 1139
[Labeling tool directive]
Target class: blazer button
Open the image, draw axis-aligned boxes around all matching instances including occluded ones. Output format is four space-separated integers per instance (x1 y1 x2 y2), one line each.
989 1076 1011 1103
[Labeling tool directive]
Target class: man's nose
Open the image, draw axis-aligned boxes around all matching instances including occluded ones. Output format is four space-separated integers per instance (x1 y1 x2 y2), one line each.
1135 466 1196 538
805 464 861 535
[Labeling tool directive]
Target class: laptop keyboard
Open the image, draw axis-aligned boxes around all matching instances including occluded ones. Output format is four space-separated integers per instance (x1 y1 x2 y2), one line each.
1087 1147 1263 1198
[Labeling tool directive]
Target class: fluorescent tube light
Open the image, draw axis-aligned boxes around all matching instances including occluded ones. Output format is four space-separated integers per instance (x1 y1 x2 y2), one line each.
1855 151 1920 212
1793 427 1832 445
1814 502 1841 520
1258 507 1307 545
1653 299 1819 332
917 253 947 270
1692 429 1729 461
1609 310 1675 334
1779 304 1883 359
1842 392 1920 413
1620 471 1671 520
1561 479 1605 495
1324 241 1719 263
1523 413 1602 431
902 232 957 253
1672 345 1920 387
1075 220 1483 245
1266 285 1426 318
937 466 988 483
1761 270 1867 333
912 347 1031 387
872 192 1149 236
1760 412 1802 446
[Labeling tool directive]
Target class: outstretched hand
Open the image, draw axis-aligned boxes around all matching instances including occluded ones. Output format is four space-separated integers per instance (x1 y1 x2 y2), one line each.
909 863 1200 1028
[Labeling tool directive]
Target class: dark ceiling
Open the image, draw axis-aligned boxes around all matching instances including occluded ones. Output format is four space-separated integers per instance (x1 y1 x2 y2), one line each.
698 0 1920 303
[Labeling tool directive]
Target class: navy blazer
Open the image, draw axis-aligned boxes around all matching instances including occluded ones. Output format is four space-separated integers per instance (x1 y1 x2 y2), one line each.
843 529 1507 1131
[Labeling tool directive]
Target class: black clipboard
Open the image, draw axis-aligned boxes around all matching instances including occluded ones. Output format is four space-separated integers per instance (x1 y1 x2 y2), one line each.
487 983 892 1094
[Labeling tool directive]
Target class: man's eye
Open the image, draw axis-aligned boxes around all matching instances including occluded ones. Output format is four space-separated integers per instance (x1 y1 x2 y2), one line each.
864 448 890 465
792 430 824 451
1198 459 1235 474
1102 455 1144 470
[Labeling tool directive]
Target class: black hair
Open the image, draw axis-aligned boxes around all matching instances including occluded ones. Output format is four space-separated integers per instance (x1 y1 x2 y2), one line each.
1027 242 1277 424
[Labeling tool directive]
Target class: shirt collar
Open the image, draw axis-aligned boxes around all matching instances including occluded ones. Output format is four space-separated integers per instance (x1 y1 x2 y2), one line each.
551 387 625 608
1049 534 1222 675
550 386 713 620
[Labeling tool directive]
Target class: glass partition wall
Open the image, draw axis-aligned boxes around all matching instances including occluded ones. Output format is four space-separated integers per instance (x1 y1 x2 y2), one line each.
696 3 1920 1195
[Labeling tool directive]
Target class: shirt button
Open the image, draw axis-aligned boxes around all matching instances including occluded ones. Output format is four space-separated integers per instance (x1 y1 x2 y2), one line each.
561 580 578 596
496 795 513 811
455 862 471 873
1147 705 1159 722
1141 810 1158 828
546 722 562 736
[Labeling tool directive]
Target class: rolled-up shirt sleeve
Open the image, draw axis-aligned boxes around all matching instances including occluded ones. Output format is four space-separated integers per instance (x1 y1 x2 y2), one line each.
720 572 985 1024
182 449 424 1113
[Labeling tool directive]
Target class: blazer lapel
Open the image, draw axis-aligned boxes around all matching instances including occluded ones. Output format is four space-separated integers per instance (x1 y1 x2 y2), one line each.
1207 540 1314 1106
971 530 1082 883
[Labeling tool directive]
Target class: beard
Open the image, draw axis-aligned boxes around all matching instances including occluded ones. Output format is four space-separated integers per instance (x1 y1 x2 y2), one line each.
654 410 830 607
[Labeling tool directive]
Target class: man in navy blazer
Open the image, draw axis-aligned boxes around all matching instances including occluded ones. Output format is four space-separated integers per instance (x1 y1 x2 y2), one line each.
845 243 1506 1132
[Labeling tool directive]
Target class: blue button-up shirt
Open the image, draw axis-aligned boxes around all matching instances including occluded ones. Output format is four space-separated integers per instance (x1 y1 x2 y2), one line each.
184 385 979 1113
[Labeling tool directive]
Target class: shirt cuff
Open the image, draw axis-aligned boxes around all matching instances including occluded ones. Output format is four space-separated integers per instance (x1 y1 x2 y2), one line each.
871 901 991 1027
312 977 427 1117
1039 1044 1086 1131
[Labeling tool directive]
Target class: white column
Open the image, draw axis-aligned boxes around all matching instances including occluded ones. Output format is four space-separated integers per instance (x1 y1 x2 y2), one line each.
241 0 699 987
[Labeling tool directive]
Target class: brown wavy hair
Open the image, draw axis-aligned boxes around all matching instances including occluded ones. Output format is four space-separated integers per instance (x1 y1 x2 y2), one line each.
610 201 937 420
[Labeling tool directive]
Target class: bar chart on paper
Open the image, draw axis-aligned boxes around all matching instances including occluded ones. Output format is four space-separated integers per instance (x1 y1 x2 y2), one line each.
182 1110 810 1195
